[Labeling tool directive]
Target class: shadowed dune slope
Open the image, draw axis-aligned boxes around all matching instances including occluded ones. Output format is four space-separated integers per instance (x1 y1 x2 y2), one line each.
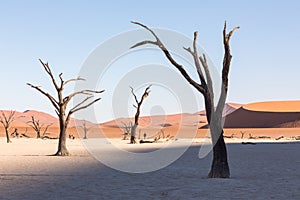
224 101 300 128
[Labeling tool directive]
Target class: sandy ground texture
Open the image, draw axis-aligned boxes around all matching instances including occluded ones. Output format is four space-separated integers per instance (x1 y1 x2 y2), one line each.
0 138 300 200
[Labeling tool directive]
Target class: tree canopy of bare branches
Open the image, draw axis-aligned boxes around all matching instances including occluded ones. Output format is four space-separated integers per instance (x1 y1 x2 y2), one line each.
130 85 151 144
27 116 52 139
121 121 133 140
131 21 239 178
0 110 16 143
27 59 104 156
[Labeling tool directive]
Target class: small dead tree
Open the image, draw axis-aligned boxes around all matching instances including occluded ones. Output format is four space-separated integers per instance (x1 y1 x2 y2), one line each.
132 21 239 178
27 59 104 156
27 116 52 139
0 111 16 143
11 128 29 138
121 121 132 140
130 85 151 144
80 120 93 139
240 131 246 139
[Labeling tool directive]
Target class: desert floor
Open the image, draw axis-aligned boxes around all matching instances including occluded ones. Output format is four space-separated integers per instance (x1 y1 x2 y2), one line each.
0 138 299 200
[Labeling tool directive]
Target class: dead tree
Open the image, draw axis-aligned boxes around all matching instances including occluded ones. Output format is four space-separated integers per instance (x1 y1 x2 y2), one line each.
131 21 239 178
11 128 19 138
27 116 52 139
240 131 246 139
121 121 132 140
130 85 151 144
13 128 29 138
0 111 16 143
27 59 104 156
80 120 93 139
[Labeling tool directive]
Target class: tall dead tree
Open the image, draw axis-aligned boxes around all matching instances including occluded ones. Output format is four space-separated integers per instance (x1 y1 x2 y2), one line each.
0 110 16 143
27 116 52 139
131 21 239 178
130 85 151 144
27 59 104 156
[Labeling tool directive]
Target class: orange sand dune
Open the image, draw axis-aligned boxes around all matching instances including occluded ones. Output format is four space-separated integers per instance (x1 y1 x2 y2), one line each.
101 113 200 129
224 101 300 128
243 100 300 112
1 101 299 139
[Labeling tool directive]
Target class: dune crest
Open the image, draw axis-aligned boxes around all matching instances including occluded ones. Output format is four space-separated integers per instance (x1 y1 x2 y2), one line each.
243 100 300 112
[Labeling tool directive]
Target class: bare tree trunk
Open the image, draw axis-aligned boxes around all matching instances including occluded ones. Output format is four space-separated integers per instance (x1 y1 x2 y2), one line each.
56 130 68 156
55 116 69 156
83 130 87 139
5 129 11 143
206 98 230 178
130 124 137 144
36 130 41 139
208 128 230 178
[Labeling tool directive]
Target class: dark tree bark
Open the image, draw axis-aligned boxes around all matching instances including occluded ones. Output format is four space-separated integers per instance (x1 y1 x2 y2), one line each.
27 59 104 156
131 21 239 178
0 110 16 143
130 85 151 144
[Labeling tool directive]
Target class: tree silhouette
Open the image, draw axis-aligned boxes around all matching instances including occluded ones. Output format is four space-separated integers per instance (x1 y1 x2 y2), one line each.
0 110 16 143
79 120 94 139
121 121 132 140
131 21 239 178
27 59 104 156
27 116 52 139
130 85 151 144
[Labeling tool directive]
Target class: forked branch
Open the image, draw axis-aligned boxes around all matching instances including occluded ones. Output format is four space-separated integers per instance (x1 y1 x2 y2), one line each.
0 110 16 128
131 21 205 94
216 21 240 115
38 59 59 91
66 97 101 122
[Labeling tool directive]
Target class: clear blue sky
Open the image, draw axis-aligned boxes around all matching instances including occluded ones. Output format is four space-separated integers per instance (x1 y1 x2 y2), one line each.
0 1 299 122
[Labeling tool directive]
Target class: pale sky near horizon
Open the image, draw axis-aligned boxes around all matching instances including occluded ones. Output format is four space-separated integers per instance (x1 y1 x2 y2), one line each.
0 1 299 122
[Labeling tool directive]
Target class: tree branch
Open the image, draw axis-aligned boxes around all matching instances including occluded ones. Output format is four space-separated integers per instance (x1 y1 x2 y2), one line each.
70 96 94 113
63 77 85 86
43 123 53 136
131 21 206 94
192 32 207 86
183 31 207 90
216 21 239 115
66 89 105 103
140 84 151 104
27 116 40 132
131 40 159 49
199 54 214 98
0 111 16 128
59 73 64 88
66 98 101 123
130 86 139 105
39 59 59 91
27 83 59 111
